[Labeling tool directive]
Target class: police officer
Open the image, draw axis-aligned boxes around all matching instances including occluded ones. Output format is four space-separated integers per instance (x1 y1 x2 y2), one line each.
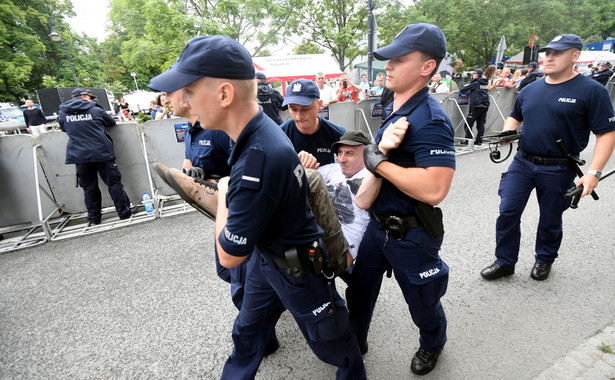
517 61 544 90
58 88 135 225
480 34 615 281
148 35 366 379
176 98 231 179
459 67 491 145
346 23 456 376
255 72 287 125
590 61 614 86
280 79 346 167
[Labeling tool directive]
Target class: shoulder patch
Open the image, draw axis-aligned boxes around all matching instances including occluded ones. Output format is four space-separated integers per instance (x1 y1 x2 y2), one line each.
241 146 264 190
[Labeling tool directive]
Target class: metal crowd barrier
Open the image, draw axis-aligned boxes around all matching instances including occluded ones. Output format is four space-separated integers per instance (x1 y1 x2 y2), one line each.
329 101 356 131
140 118 196 217
443 87 517 153
0 119 199 253
1 92 522 253
0 135 49 252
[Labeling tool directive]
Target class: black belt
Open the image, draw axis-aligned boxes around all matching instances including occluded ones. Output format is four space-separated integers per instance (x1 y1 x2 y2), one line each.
518 149 571 166
374 213 420 229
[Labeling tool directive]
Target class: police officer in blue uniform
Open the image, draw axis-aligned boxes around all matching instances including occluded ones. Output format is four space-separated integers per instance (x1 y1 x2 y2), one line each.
517 61 544 90
589 61 614 86
256 72 286 125
480 34 615 281
280 79 346 167
183 122 231 178
460 67 491 145
346 23 456 376
148 35 366 380
147 83 242 306
58 88 135 225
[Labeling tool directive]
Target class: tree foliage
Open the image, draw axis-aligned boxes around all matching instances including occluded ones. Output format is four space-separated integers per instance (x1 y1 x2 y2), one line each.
376 0 603 69
104 0 304 90
293 39 325 55
290 0 368 71
0 0 107 102
1 0 614 103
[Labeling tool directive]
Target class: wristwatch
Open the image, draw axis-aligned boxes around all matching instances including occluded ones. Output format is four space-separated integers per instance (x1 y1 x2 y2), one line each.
587 170 602 179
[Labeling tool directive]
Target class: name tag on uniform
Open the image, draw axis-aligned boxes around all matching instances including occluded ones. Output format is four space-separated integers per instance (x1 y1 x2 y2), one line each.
241 147 264 190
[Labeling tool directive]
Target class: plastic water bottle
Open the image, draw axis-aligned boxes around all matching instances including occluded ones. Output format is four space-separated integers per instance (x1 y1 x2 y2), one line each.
142 192 154 215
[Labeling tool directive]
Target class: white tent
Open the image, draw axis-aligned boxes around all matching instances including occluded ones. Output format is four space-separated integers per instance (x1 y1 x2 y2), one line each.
504 50 615 70
252 54 342 83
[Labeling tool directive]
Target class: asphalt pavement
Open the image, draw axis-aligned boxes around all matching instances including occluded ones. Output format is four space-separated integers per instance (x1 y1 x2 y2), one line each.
1 143 614 379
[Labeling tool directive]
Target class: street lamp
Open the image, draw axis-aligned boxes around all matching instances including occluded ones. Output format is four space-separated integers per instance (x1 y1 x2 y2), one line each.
48 26 79 87
130 72 139 91
367 0 375 83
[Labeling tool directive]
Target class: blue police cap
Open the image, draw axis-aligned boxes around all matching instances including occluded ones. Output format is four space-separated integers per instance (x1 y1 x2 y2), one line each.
71 88 96 98
474 68 484 75
373 23 446 61
282 79 320 107
255 72 267 81
538 34 583 52
148 35 255 93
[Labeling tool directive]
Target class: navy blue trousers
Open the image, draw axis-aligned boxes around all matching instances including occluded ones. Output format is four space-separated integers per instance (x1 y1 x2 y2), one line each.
495 154 576 267
76 160 131 222
465 106 488 144
347 219 448 354
221 248 366 380
214 245 248 311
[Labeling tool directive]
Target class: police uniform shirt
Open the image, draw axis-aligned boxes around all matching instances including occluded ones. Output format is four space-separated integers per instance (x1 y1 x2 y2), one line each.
185 121 232 176
590 68 614 86
518 69 544 89
257 83 285 125
512 75 615 157
280 117 346 165
372 87 456 217
219 111 322 259
58 97 117 164
459 76 490 108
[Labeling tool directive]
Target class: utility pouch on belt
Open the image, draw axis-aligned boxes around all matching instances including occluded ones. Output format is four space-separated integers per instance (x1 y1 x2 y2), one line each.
415 202 445 239
284 246 308 279
283 241 330 279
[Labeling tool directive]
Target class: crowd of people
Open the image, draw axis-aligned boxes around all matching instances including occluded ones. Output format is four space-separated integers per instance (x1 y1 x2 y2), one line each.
18 23 615 379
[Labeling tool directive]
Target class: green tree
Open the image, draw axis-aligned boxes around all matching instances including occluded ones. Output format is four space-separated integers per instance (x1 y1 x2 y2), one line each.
0 0 109 102
106 0 304 89
293 39 325 55
577 0 615 41
377 0 594 69
290 0 368 71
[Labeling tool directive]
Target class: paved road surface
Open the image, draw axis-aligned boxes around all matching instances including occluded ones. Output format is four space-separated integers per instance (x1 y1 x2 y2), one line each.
1 144 614 379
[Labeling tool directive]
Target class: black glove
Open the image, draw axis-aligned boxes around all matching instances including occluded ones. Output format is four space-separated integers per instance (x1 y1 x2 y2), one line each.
183 167 205 180
363 143 388 178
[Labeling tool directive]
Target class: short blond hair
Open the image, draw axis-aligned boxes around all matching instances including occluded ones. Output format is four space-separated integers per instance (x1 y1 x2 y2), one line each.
203 77 257 103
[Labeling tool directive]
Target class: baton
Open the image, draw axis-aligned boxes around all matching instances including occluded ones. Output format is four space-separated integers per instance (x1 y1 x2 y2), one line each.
565 167 615 208
555 139 599 201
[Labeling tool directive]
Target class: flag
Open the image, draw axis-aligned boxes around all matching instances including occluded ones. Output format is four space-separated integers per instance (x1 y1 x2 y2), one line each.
529 33 535 48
